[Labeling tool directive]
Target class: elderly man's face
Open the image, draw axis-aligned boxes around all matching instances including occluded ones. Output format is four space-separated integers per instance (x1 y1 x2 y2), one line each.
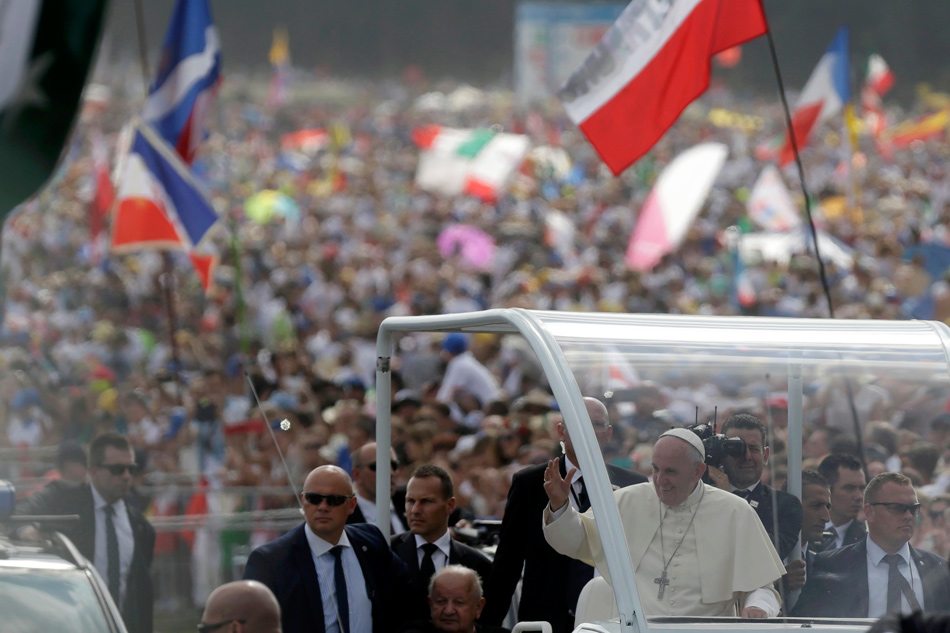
651 437 705 507
428 573 484 633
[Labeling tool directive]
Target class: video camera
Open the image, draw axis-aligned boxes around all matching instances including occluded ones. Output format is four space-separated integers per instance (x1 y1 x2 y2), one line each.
687 421 746 470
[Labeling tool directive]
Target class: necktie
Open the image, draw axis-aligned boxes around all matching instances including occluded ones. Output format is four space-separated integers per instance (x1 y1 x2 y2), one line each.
103 504 120 603
734 489 752 501
882 554 921 613
419 543 439 592
577 478 591 512
330 546 350 633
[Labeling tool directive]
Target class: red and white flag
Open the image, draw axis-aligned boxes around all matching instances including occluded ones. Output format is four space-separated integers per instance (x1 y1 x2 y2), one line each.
861 54 894 157
558 0 767 175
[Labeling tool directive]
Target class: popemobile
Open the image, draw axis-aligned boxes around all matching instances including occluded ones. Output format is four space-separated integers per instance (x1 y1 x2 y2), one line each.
372 310 950 633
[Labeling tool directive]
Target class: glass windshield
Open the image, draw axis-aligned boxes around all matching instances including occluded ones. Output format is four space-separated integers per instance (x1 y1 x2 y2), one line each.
0 568 116 633
533 312 950 625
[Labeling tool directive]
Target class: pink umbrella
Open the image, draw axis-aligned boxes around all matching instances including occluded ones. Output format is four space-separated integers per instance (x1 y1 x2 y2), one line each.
437 224 496 270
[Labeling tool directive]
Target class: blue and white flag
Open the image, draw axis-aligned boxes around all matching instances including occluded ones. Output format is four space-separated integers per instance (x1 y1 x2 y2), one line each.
111 121 219 289
142 0 221 164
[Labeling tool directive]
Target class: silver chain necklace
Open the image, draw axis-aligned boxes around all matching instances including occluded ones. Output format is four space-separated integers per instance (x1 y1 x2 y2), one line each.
654 486 703 600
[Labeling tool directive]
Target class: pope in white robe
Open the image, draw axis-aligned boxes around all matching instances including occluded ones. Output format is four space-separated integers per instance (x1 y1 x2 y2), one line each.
542 428 787 618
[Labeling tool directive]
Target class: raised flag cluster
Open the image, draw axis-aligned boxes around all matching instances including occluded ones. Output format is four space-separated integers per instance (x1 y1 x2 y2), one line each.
112 0 221 291
559 0 767 174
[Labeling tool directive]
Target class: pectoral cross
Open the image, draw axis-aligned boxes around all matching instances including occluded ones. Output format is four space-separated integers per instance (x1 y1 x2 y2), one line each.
654 571 670 599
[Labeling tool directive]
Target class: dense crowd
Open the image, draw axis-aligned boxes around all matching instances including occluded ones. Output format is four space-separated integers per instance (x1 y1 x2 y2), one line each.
2 71 950 615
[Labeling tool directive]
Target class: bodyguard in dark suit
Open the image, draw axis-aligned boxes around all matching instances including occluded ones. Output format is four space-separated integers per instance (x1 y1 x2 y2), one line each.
392 465 492 615
794 473 950 618
243 465 412 633
347 441 408 533
16 433 155 633
817 453 868 551
482 397 646 633
781 469 832 612
715 414 802 560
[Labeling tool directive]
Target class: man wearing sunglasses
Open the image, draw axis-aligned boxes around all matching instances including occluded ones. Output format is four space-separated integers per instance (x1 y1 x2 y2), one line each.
348 441 408 534
15 432 155 633
794 472 950 618
199 580 281 633
243 465 413 633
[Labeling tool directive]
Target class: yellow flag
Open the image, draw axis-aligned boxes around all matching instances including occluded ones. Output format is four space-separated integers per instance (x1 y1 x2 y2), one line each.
269 27 290 67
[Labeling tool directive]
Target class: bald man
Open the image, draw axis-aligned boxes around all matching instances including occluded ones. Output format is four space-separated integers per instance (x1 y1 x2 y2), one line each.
243 465 414 633
200 580 281 633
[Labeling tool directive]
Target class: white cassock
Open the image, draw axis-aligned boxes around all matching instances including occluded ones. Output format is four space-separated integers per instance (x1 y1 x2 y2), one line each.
543 481 786 617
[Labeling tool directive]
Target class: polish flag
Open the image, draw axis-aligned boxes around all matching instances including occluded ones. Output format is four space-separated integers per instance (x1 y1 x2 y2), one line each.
778 27 850 166
862 54 894 157
558 0 767 175
625 143 728 271
864 54 895 96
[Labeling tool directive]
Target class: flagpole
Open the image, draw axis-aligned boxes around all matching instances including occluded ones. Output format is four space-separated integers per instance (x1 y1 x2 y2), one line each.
764 25 870 479
762 28 835 320
133 0 185 407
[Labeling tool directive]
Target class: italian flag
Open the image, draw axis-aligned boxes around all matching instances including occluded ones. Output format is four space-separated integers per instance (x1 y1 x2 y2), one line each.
413 126 530 202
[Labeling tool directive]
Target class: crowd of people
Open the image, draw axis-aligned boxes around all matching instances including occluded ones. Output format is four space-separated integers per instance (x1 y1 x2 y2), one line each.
3 68 950 630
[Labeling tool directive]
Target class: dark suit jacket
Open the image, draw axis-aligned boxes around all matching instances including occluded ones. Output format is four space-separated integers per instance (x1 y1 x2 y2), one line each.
819 518 867 551
347 486 409 533
482 459 646 633
391 530 493 616
243 522 412 633
17 481 155 633
792 538 950 618
741 482 802 560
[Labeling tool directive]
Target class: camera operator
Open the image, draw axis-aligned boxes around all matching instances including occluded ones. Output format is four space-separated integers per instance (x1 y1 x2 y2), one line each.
707 413 802 560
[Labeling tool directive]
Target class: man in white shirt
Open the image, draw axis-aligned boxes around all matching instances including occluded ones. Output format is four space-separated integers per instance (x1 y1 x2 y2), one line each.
781 469 831 611
349 441 407 534
435 333 501 422
16 433 155 633
794 472 950 618
543 428 786 618
243 465 411 633
391 465 492 616
817 453 867 550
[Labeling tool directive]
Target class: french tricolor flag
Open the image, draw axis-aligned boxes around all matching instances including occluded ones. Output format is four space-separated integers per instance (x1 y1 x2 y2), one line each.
142 0 221 164
110 122 219 289
559 0 768 175
778 27 850 166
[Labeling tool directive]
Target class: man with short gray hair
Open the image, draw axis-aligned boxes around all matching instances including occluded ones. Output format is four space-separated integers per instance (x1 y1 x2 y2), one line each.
400 565 509 633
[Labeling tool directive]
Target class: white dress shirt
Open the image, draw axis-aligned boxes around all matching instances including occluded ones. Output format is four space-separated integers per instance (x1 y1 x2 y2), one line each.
305 524 373 633
355 494 406 534
414 531 451 571
866 537 925 618
91 485 134 604
825 518 856 550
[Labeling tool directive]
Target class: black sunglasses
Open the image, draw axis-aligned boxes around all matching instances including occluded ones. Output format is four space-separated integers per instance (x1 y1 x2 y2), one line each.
99 464 138 476
303 492 355 507
197 619 245 633
870 502 922 516
366 460 399 472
